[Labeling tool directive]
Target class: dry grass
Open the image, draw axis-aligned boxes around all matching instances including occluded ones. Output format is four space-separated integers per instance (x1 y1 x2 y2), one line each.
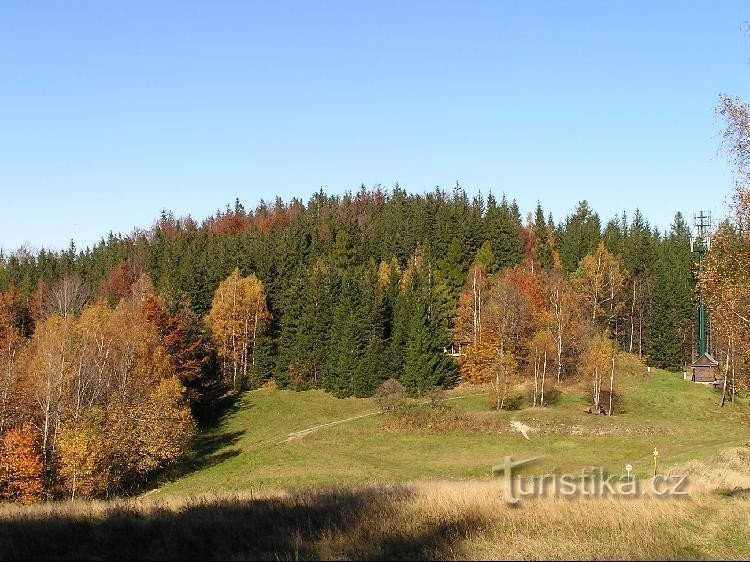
1 449 749 560
377 403 505 433
666 446 750 495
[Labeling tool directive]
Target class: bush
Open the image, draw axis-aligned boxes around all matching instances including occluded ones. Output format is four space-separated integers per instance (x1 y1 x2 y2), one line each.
426 388 447 408
525 385 563 407
374 378 406 411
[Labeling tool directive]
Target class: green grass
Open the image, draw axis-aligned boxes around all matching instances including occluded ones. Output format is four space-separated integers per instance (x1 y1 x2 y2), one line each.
153 354 749 499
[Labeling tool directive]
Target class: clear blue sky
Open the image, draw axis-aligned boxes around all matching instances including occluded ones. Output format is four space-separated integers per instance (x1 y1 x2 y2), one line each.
1 1 748 252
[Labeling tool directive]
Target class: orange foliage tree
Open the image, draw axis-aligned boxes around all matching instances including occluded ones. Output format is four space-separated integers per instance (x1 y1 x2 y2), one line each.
0 426 44 504
143 293 212 409
99 261 135 304
0 288 25 433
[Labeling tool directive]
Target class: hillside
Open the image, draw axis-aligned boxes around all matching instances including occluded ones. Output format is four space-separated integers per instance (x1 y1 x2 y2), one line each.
0 188 709 504
2 354 749 560
152 354 749 499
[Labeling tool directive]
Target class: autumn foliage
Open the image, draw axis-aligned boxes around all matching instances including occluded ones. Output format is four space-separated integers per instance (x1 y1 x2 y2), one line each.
0 427 44 504
206 268 270 391
455 245 624 409
0 183 722 502
0 273 203 502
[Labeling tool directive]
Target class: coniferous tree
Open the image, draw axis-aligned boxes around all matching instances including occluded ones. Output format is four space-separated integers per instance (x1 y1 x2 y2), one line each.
645 213 694 369
558 201 601 273
533 203 553 271
486 195 524 271
324 274 363 396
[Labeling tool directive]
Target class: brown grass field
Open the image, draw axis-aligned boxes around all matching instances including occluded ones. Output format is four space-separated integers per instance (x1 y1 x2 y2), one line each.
1 447 749 561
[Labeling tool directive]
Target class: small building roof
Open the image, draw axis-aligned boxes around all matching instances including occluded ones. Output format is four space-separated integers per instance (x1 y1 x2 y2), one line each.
691 353 719 367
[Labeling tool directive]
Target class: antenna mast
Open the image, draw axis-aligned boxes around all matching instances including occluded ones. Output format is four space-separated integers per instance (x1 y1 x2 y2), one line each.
691 211 712 357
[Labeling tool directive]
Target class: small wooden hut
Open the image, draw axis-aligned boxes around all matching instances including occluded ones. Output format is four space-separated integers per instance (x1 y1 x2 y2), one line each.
690 353 719 384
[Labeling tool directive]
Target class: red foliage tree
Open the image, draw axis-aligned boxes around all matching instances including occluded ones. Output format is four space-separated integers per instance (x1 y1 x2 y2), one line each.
99 261 135 304
142 294 213 409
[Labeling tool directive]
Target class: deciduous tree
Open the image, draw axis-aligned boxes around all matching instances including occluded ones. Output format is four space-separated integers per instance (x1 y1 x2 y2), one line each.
0 426 44 504
206 269 270 390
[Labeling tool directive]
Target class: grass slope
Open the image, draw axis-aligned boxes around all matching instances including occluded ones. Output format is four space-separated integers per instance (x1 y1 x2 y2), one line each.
4 449 750 560
154 355 749 499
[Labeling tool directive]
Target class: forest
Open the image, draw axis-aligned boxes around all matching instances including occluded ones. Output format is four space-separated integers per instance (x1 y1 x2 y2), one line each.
0 183 743 503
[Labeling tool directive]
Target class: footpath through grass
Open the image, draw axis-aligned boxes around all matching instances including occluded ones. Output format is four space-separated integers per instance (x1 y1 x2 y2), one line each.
153 355 749 499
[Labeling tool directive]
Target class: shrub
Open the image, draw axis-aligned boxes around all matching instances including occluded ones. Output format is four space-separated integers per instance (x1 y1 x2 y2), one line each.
374 379 406 411
426 388 447 408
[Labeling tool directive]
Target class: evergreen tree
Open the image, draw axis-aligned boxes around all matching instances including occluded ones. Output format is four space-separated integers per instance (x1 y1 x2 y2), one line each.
558 201 601 272
324 276 362 396
399 260 457 396
645 213 694 369
486 195 524 271
533 203 553 271
438 237 465 304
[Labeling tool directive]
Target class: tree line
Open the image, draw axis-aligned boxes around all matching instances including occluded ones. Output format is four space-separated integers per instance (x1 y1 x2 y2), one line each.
0 186 699 502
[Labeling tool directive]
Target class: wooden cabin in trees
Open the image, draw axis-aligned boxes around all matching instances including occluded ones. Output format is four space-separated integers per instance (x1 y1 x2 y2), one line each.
444 341 469 358
690 353 719 385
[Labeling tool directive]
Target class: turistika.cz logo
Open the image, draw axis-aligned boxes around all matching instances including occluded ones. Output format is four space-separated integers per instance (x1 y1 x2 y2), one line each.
492 456 689 504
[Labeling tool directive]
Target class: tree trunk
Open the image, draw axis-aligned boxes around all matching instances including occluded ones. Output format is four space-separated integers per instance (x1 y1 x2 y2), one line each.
608 351 615 416
638 306 644 359
472 270 479 345
629 281 635 353
231 330 238 391
719 339 730 407
731 345 736 405
501 370 507 411
252 311 259 368
541 349 547 407
533 351 538 407
593 367 600 407
494 369 501 411
41 392 51 470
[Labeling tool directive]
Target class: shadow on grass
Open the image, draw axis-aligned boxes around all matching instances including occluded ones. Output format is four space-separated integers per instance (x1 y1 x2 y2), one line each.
0 486 483 560
162 393 248 481
195 390 244 429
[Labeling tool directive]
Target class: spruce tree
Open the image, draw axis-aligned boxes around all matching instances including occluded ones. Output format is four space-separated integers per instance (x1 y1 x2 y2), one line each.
324 278 362 396
558 201 601 272
486 195 524 271
533 203 553 271
645 213 694 369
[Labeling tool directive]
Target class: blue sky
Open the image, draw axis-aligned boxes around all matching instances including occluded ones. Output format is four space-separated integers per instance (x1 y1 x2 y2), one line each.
1 1 748 251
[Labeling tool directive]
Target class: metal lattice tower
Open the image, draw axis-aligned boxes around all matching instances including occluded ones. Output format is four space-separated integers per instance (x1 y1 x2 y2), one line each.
691 211 711 357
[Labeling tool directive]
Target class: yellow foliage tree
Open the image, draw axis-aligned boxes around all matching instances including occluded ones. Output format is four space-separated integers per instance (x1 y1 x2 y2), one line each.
206 269 270 390
701 226 750 402
25 289 197 498
573 243 628 331
581 333 616 413
56 407 111 499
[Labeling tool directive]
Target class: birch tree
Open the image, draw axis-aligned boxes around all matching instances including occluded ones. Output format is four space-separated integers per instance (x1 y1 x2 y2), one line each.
206 269 270 390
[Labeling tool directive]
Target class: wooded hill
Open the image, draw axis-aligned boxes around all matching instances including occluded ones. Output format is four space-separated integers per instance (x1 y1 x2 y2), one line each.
0 187 699 501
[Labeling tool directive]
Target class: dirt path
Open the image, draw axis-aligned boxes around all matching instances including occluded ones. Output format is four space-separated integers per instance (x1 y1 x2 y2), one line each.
142 392 487 497
284 411 380 442
282 392 487 443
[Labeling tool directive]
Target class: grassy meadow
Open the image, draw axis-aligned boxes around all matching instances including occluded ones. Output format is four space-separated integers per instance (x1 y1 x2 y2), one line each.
1 354 749 560
152 354 749 498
